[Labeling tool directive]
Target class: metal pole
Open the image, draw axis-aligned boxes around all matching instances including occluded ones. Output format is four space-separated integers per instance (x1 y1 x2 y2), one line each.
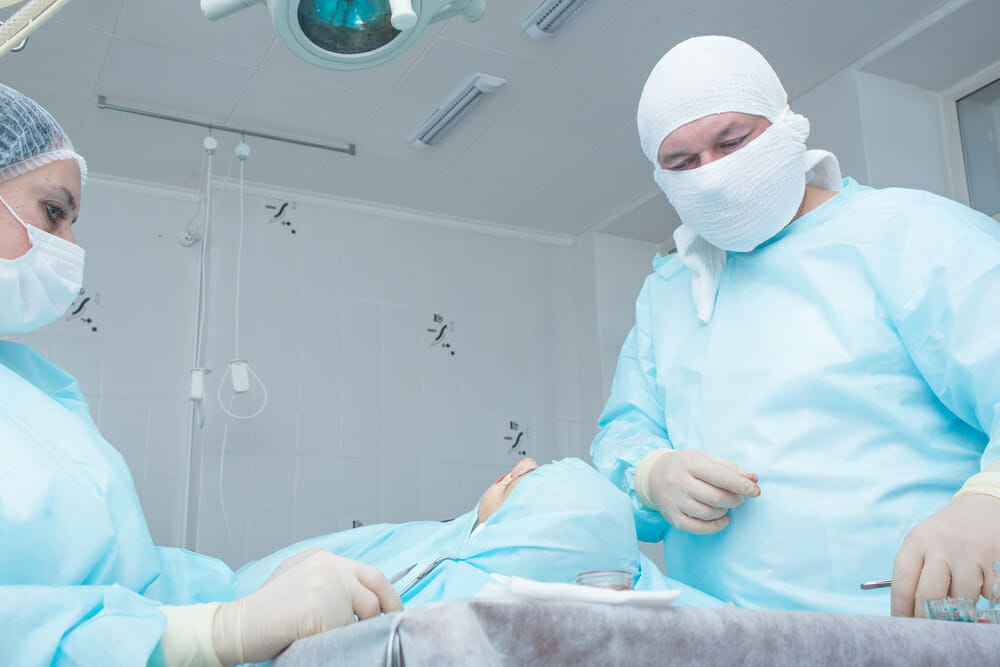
96 96 356 156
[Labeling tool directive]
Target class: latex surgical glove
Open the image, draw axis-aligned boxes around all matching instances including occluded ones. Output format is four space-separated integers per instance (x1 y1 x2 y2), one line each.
636 448 760 535
212 547 403 665
891 493 1000 618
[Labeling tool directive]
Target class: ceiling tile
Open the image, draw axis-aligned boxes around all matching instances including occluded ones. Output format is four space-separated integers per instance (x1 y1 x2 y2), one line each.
117 0 277 68
0 22 111 97
860 0 1000 92
52 0 124 33
97 38 257 120
559 4 756 88
744 0 950 97
231 72 379 142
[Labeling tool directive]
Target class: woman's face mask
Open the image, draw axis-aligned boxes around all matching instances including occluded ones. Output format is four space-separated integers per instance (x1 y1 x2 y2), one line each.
0 191 85 333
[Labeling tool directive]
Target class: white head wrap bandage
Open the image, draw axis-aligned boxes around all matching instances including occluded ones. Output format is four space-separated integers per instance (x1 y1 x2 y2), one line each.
637 36 841 323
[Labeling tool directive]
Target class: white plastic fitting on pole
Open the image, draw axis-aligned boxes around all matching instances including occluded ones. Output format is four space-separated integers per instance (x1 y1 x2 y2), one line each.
200 0 262 21
389 0 418 30
455 0 486 22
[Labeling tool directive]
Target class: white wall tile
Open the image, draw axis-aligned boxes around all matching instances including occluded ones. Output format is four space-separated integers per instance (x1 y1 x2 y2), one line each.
248 453 296 512
295 455 340 512
337 458 382 521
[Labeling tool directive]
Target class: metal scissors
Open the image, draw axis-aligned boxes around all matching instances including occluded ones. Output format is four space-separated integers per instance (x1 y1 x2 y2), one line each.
860 579 892 590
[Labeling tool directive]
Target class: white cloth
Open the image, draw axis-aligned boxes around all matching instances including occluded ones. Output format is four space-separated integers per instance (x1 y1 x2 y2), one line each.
476 574 681 608
636 35 842 322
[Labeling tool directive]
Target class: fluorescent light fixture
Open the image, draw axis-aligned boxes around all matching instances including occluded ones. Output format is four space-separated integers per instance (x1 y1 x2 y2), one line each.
410 73 507 149
522 0 590 39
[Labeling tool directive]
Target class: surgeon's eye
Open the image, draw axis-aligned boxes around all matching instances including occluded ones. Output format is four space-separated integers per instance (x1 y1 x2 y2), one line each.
666 157 695 171
44 202 67 225
721 133 751 151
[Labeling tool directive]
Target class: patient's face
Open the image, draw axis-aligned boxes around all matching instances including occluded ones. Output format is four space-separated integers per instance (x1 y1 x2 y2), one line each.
477 457 539 525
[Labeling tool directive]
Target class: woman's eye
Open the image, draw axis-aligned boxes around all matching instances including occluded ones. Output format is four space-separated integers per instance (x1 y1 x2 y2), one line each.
45 203 65 223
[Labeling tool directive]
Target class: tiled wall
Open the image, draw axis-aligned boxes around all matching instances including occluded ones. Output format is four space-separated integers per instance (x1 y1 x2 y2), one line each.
191 186 589 566
3 176 655 570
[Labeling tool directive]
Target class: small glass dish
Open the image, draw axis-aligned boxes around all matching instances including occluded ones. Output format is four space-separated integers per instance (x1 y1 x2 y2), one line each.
924 596 978 622
576 570 635 590
976 608 1000 624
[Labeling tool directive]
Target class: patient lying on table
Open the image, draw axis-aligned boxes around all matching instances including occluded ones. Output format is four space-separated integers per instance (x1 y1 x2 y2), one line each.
235 457 722 607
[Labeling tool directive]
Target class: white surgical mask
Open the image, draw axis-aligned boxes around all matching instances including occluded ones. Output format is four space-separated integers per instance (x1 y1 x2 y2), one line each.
654 122 806 253
0 194 85 333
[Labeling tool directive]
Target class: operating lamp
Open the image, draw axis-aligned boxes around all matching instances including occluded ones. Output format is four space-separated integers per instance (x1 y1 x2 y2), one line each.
202 0 486 70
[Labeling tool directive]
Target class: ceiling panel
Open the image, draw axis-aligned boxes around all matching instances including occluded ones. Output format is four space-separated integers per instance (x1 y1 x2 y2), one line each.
51 0 125 33
117 0 277 68
97 38 257 120
0 21 112 98
231 72 379 142
860 0 1000 92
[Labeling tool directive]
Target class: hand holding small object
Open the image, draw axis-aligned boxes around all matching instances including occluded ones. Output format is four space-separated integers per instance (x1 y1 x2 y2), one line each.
647 449 760 535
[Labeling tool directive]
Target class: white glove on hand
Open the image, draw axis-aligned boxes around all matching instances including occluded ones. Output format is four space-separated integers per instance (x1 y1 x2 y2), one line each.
638 448 760 535
212 547 403 665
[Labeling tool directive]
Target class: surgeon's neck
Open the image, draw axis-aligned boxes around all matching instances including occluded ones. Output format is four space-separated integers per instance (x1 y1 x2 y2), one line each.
791 185 837 222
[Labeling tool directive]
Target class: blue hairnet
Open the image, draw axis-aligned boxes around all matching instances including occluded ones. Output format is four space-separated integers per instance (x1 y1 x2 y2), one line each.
0 83 86 185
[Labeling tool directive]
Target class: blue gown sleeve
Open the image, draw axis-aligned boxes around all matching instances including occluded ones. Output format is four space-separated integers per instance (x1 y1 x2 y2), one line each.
863 189 1000 469
590 280 673 542
0 585 166 667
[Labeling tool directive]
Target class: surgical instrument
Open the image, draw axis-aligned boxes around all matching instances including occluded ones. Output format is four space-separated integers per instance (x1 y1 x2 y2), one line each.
389 563 417 585
860 580 892 590
398 556 463 596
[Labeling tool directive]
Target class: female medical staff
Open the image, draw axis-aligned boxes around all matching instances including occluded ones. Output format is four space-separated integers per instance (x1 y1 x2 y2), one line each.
591 36 1000 618
0 83 401 667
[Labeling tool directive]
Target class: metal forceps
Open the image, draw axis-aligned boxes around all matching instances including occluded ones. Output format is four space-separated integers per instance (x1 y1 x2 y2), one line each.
394 556 462 596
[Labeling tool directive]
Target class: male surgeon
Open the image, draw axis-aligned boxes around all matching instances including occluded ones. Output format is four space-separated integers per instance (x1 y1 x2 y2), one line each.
591 35 1000 617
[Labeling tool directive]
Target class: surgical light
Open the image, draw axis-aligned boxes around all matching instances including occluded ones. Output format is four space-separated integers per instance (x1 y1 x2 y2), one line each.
522 0 590 39
201 0 486 70
410 72 506 148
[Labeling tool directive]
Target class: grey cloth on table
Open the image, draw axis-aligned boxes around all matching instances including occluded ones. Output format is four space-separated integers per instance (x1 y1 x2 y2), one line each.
273 599 1000 666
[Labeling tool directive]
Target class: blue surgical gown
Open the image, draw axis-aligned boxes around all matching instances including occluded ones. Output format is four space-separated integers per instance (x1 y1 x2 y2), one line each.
591 178 1000 615
0 344 719 666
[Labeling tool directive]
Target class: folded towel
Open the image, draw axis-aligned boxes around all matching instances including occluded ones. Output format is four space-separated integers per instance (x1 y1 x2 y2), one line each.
475 575 681 608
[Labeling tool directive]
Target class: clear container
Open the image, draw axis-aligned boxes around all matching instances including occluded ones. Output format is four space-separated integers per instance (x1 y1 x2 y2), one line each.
576 570 635 590
924 596 978 622
977 608 1000 624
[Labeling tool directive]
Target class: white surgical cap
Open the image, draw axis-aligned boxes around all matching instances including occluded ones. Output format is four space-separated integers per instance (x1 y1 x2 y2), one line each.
0 83 87 186
637 35 794 164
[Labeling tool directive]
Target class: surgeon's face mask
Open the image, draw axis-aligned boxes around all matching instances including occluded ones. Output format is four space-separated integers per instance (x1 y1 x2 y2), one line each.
654 122 807 252
0 193 85 333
